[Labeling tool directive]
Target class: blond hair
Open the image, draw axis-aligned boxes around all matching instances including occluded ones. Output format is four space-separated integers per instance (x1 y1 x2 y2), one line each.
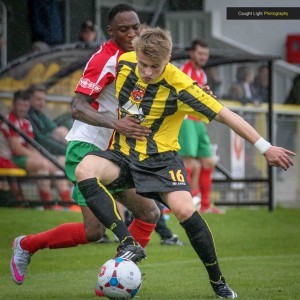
132 27 172 64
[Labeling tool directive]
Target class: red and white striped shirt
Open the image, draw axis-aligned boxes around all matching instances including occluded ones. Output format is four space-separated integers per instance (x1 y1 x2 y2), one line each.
181 60 207 87
66 40 124 150
181 60 207 121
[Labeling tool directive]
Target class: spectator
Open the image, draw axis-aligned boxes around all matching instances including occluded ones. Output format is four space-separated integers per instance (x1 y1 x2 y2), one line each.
252 65 269 104
1 90 73 209
228 65 259 106
79 20 97 43
26 84 68 156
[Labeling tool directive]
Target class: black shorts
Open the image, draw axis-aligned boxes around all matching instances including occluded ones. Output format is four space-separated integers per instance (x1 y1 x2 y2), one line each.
87 149 191 201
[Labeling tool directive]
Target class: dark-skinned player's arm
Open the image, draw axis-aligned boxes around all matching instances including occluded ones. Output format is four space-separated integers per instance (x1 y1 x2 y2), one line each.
71 92 151 140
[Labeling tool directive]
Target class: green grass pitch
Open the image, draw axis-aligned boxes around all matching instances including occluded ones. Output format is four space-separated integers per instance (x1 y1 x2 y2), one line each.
0 207 300 299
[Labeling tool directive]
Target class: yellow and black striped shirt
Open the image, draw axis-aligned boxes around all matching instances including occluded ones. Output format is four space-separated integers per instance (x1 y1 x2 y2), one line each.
112 51 223 161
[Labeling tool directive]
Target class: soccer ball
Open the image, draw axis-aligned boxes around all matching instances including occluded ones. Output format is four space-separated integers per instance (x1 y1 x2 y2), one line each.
97 258 142 299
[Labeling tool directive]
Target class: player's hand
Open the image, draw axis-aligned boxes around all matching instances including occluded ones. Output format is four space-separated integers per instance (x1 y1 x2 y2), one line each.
264 146 296 170
202 85 217 98
114 116 151 140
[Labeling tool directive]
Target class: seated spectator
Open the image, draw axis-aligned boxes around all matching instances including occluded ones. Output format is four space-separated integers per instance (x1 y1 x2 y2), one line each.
228 65 259 106
26 84 68 156
252 65 269 104
79 20 97 43
1 90 74 209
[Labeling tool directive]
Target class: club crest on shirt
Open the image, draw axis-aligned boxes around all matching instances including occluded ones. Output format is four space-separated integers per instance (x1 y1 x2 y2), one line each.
130 83 146 103
120 101 145 122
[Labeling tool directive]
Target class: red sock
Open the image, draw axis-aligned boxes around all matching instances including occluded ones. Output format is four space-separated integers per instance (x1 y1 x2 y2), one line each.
39 190 52 201
39 190 53 209
128 219 156 248
20 223 89 254
59 190 72 202
199 167 212 209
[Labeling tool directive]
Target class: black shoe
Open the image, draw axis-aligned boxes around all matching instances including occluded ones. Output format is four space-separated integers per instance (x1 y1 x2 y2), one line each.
116 242 146 263
160 234 185 246
211 277 237 298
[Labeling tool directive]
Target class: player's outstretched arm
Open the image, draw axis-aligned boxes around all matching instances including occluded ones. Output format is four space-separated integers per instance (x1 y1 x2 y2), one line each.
215 106 296 171
71 92 151 140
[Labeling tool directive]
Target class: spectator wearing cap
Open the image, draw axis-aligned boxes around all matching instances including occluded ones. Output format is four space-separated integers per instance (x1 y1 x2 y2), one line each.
79 20 97 43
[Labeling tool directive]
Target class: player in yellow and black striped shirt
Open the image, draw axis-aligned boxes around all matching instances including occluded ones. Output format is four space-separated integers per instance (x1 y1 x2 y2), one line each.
113 49 223 161
77 27 295 299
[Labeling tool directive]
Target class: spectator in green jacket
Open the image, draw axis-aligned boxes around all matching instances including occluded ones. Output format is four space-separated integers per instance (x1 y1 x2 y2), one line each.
26 84 68 156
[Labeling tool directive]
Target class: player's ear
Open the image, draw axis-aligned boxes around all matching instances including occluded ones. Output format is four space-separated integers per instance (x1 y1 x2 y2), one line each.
107 25 113 38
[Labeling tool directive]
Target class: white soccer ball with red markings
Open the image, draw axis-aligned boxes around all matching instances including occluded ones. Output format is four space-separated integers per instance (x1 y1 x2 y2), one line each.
97 258 142 299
